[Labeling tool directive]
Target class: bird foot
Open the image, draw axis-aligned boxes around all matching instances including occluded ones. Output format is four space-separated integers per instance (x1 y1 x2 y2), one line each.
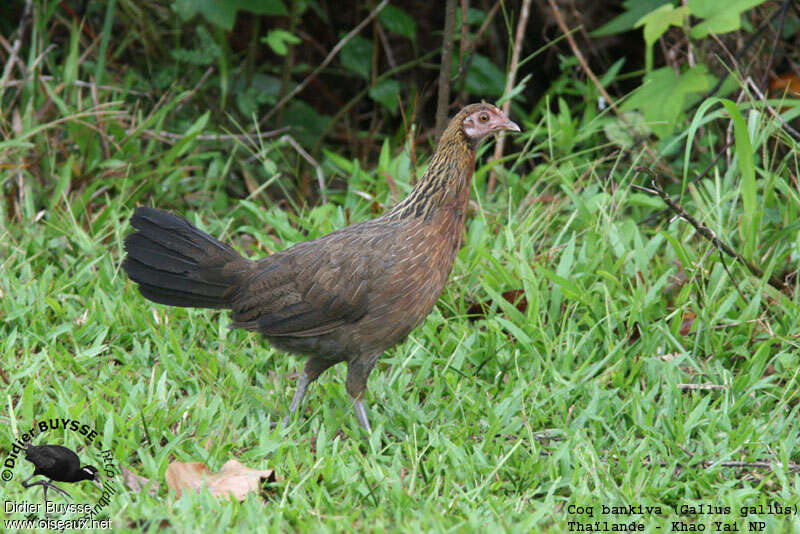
351 397 372 434
269 414 293 429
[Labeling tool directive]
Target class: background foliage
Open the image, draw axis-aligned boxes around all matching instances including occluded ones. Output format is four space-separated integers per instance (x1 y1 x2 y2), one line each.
2 0 800 531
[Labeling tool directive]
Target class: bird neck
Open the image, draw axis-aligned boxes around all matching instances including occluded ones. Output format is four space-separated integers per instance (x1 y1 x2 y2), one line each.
387 128 476 221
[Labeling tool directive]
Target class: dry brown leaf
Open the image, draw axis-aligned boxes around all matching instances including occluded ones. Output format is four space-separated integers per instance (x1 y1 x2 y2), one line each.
122 466 159 497
466 289 527 321
679 311 696 337
770 73 800 97
165 459 275 501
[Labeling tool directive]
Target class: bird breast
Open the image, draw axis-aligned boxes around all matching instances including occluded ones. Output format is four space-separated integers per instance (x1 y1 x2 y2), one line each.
351 203 465 355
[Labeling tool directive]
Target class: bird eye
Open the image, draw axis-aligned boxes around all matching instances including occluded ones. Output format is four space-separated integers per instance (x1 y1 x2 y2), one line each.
479 113 489 122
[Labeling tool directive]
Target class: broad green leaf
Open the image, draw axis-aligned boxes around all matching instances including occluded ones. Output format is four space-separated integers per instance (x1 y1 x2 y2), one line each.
635 4 689 47
603 111 651 147
689 0 765 38
263 30 300 56
378 5 416 39
50 155 74 208
163 111 209 166
174 0 287 31
622 65 715 137
369 80 401 112
461 54 505 97
592 0 669 36
340 35 373 79
284 101 331 148
635 4 688 71
462 8 487 26
64 21 80 87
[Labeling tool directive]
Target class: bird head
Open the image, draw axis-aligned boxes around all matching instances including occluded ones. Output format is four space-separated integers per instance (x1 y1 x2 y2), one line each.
81 465 102 486
460 103 521 143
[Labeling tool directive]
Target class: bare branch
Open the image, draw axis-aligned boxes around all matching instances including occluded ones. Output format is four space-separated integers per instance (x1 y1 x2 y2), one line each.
547 0 670 175
488 0 532 193
131 127 289 144
435 0 459 138
279 135 327 204
746 77 800 142
0 0 32 96
638 167 789 292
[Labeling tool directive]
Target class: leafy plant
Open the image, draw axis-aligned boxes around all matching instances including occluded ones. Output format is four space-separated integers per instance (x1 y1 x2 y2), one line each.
600 0 769 139
263 29 301 56
173 0 287 30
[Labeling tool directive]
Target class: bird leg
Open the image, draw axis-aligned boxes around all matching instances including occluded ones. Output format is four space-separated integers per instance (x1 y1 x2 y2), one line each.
21 478 72 514
346 356 379 433
276 357 338 428
351 399 371 434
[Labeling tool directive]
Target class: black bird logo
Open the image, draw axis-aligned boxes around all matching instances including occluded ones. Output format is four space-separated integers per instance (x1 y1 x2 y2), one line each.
21 444 101 502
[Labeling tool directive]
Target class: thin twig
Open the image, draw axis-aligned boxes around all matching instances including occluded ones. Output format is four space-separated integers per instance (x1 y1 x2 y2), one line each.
380 171 398 203
90 77 111 160
2 76 152 96
259 0 388 127
641 138 735 225
746 77 800 142
459 0 469 72
435 0 459 138
758 0 790 90
717 249 749 303
640 457 800 473
279 134 327 204
488 0 531 193
311 49 440 155
375 19 397 69
175 66 215 112
638 167 788 292
455 0 502 90
701 0 790 102
547 0 670 174
132 126 289 144
0 0 32 96
546 0 618 116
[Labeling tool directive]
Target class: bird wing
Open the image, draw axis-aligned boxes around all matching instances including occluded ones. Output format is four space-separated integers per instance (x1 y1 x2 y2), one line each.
230 221 397 337
26 445 78 471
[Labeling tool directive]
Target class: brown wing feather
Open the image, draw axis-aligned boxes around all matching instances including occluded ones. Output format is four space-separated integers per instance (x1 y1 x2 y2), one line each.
229 220 397 337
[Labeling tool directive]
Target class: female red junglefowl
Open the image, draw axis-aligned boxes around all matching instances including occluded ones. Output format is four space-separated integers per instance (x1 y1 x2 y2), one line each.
122 103 520 432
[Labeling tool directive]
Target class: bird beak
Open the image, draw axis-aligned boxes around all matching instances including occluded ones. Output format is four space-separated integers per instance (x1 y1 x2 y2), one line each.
503 119 521 133
93 479 103 490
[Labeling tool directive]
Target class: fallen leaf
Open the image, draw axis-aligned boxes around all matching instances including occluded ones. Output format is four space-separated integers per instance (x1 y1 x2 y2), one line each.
679 311 696 336
166 458 275 501
770 74 800 97
122 466 159 497
466 289 527 320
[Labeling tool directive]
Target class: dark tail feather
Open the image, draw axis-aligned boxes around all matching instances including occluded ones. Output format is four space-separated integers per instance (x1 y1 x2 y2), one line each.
122 207 249 309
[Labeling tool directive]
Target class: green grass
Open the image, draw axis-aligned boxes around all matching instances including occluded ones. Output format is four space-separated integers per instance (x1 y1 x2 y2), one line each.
4 10 800 534
3 120 800 531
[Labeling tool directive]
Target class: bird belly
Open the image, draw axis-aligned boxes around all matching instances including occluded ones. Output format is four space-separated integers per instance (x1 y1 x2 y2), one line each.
261 210 463 361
